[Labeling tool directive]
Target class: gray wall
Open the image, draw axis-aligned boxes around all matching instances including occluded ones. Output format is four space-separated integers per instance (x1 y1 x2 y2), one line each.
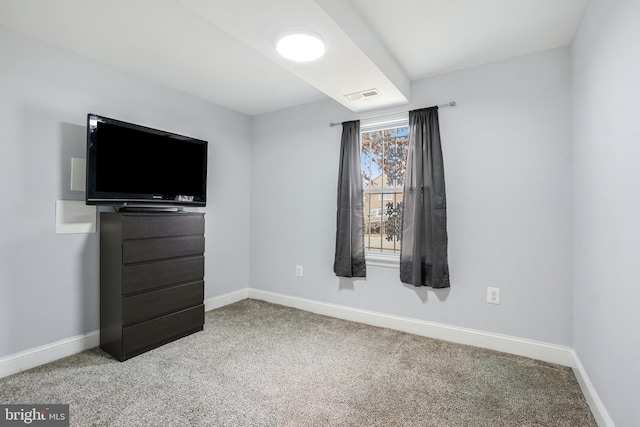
572 0 640 425
250 47 573 346
0 27 252 358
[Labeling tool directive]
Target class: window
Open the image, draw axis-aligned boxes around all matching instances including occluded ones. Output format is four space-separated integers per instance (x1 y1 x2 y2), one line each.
361 115 409 256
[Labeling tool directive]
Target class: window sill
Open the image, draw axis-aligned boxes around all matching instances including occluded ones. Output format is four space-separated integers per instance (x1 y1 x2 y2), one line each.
365 253 400 268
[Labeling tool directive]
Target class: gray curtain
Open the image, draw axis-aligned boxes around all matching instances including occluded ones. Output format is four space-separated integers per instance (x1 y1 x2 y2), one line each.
400 107 450 288
334 120 366 278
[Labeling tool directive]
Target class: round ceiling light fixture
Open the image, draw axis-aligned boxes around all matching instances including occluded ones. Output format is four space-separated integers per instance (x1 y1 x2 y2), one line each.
276 31 325 62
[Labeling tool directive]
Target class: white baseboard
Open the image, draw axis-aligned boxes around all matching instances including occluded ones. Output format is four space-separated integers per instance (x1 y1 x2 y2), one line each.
572 351 615 427
0 331 99 379
247 288 575 367
0 290 248 379
246 289 615 424
0 287 612 427
204 289 249 312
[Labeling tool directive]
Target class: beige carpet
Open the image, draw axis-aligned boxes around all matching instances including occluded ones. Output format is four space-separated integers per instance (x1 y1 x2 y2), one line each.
0 299 596 426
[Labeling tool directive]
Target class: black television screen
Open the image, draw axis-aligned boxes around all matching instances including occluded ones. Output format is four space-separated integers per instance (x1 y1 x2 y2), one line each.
86 114 207 207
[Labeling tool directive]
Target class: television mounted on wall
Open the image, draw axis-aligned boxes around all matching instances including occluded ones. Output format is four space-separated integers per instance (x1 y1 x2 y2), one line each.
85 114 208 209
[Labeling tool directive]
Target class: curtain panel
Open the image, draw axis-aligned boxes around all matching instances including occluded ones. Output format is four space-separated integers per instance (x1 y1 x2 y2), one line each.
400 107 450 288
333 120 366 278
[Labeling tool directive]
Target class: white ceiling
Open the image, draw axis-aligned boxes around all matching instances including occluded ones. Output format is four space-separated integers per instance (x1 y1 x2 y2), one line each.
0 0 588 116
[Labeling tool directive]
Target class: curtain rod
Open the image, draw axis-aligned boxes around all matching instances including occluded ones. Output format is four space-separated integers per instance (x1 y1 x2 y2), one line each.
328 101 456 127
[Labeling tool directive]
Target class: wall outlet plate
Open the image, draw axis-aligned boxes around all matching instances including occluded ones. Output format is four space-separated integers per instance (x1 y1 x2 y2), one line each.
55 200 96 234
295 265 303 277
70 157 86 191
487 287 500 304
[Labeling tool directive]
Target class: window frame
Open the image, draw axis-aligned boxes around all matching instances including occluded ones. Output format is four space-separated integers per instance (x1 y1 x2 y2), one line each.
360 113 409 267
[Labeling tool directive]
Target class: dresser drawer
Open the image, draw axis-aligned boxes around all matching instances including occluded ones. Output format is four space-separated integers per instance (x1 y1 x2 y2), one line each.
123 236 205 264
122 305 204 356
122 214 204 240
122 256 204 294
122 281 203 325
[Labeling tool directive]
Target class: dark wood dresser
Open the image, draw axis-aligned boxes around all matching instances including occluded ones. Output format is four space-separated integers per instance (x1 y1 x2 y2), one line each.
99 212 205 361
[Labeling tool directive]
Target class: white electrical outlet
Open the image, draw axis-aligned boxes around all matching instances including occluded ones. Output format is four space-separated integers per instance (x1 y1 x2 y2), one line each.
487 287 500 304
295 265 303 277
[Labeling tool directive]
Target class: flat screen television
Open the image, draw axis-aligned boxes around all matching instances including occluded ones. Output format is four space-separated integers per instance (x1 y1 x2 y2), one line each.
86 114 208 208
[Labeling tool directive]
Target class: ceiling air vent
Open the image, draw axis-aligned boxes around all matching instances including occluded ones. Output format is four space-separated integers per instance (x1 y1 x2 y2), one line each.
344 88 380 101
